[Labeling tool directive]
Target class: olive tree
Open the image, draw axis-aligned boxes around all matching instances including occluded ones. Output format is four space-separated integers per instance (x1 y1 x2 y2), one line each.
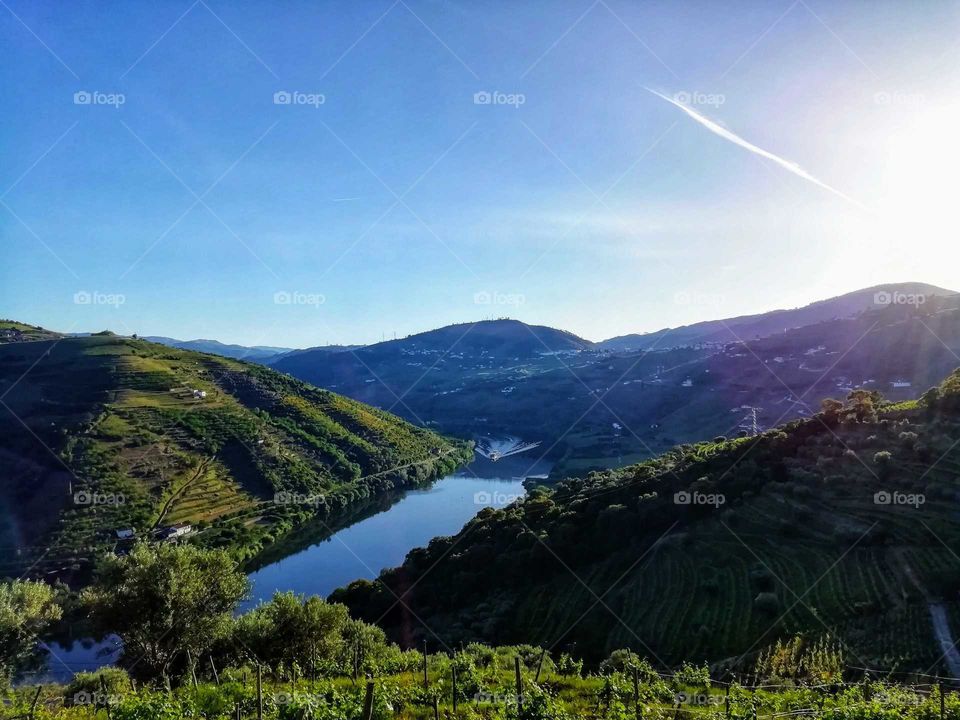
85 543 248 681
0 579 62 684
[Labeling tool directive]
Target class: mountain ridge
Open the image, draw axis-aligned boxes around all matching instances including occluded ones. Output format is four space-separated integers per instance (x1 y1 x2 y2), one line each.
599 282 957 351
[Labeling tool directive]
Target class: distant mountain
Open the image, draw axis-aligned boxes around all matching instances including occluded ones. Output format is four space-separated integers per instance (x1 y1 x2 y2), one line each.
272 319 592 382
265 344 364 365
143 336 296 363
599 282 957 351
0 327 470 578
271 289 960 479
356 319 592 358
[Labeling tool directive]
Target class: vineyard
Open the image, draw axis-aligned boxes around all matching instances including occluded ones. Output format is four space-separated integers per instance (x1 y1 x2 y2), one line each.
8 652 960 719
337 372 960 671
0 332 472 577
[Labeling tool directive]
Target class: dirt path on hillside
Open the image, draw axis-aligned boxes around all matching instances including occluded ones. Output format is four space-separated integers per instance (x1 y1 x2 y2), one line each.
152 455 212 529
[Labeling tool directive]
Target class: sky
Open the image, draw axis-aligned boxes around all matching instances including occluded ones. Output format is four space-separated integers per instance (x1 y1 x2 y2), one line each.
2 0 959 347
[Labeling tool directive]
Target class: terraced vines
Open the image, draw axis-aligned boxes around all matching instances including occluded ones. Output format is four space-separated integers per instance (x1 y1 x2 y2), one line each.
0 332 471 580
336 371 960 672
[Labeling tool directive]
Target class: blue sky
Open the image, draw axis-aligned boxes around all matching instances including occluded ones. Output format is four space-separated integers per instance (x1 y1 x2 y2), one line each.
2 0 958 346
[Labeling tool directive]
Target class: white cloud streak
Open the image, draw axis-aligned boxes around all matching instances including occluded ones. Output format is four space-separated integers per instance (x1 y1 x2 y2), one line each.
647 88 867 210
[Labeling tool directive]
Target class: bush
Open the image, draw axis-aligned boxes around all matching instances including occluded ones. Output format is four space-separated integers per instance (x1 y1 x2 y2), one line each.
65 667 130 706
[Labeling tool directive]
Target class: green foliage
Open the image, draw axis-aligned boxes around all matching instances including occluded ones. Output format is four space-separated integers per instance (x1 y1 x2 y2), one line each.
85 543 249 679
0 579 62 684
755 635 845 684
336 369 960 667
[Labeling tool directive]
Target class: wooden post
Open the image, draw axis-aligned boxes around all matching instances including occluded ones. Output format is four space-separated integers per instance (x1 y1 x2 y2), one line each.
423 641 429 689
452 664 458 713
100 676 112 720
633 665 641 719
256 665 263 720
432 696 440 720
361 681 375 720
725 683 730 718
535 648 546 683
235 700 241 720
187 649 198 688
515 656 524 712
28 686 41 720
209 656 220 685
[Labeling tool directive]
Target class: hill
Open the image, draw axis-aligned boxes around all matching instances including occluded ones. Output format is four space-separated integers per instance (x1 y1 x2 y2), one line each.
142 337 295 363
599 282 956 351
0 327 471 580
271 318 596 439
273 319 591 378
334 367 960 671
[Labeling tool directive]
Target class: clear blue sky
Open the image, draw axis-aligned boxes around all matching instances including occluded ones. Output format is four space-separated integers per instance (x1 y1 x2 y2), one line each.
2 0 958 346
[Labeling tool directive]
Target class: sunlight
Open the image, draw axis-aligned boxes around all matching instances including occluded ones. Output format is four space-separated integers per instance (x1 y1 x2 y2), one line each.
879 102 960 256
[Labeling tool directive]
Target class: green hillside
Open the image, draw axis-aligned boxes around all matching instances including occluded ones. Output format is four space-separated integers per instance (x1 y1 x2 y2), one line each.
0 328 471 579
335 369 960 672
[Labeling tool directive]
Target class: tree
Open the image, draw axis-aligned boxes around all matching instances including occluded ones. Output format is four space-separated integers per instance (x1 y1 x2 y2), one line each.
0 579 62 684
232 591 349 675
85 543 248 681
843 389 883 424
819 398 844 424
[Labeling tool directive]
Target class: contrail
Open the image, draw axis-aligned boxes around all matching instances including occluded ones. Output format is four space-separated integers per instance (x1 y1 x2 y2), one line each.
646 88 866 209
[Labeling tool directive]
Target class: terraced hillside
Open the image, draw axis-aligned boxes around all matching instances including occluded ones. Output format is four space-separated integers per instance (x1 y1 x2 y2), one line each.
0 326 471 580
335 369 960 672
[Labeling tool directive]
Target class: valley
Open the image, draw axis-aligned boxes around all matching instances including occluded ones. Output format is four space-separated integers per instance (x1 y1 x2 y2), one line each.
4 281 960 686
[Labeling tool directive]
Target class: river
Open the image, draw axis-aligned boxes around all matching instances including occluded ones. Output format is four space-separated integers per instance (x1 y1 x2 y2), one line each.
32 451 549 682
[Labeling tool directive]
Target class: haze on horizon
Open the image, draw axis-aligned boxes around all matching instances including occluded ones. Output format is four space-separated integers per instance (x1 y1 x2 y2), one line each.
3 0 959 347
